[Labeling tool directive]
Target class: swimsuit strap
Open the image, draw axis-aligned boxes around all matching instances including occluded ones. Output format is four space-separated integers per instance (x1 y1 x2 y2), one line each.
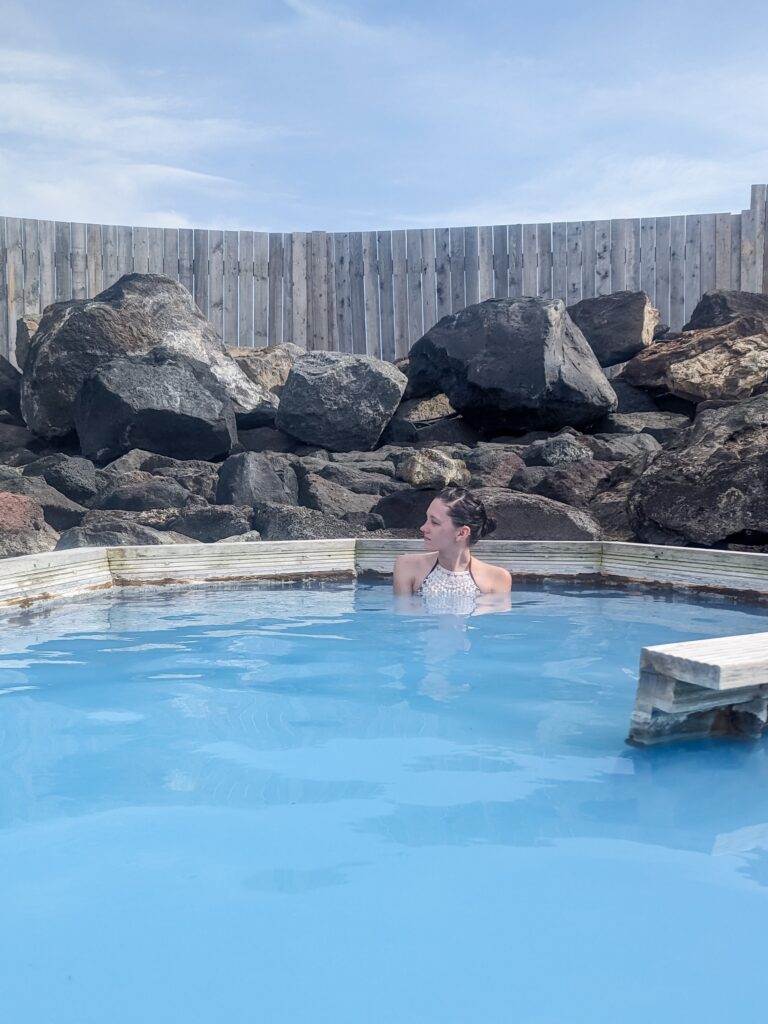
418 554 440 590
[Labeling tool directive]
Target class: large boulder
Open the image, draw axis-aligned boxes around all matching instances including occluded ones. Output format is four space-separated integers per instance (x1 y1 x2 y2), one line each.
594 412 691 444
627 393 768 546
216 451 296 507
20 273 272 439
141 456 220 504
474 489 602 540
0 492 59 557
227 343 304 395
463 444 525 488
251 501 361 541
621 317 768 404
23 454 98 505
407 297 617 433
276 352 407 451
393 449 469 488
92 471 202 512
509 460 614 507
0 470 86 530
14 314 41 370
0 356 22 421
74 351 238 462
683 290 768 331
298 474 378 518
168 505 254 542
56 520 193 549
566 291 659 367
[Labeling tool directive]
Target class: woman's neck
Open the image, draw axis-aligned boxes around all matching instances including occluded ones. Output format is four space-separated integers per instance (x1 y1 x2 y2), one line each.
436 548 471 573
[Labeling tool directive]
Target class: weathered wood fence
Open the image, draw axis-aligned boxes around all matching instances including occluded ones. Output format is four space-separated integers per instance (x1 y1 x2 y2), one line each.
2 184 767 364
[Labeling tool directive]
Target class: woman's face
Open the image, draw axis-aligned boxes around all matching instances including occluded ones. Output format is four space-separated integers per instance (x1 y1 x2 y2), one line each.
420 499 468 550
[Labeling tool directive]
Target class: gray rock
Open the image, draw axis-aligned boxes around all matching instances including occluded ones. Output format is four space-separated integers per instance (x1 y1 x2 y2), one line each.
474 488 602 540
0 492 59 558
0 473 86 530
0 355 22 422
238 426 302 453
142 456 220 503
74 350 238 462
216 451 296 506
393 448 469 488
251 501 361 541
0 423 40 453
567 291 659 366
56 521 192 549
227 342 304 395
214 530 262 543
21 273 269 439
298 473 378 518
594 412 691 444
371 488 442 529
683 290 768 331
14 314 41 370
463 444 525 488
380 394 479 446
509 459 614 507
583 433 661 462
523 435 593 467
611 379 661 413
169 505 254 542
23 454 98 505
93 472 202 512
312 461 404 496
407 296 617 433
79 508 189 532
276 351 407 451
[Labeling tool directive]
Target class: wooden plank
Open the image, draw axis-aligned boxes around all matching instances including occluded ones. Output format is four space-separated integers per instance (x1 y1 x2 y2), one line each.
449 227 465 313
133 225 149 274
551 222 567 302
268 233 283 344
654 217 671 327
752 184 767 295
38 219 55 308
208 230 224 339
163 228 179 281
223 230 239 345
238 231 255 348
493 224 509 298
178 228 194 296
669 215 686 331
582 222 596 299
349 231 366 354
193 229 209 319
362 230 380 357
463 226 479 307
684 214 701 323
0 219 8 360
406 229 423 345
283 234 293 342
640 218 656 303
478 226 494 301
5 219 23 354
326 233 338 351
117 225 133 279
700 213 717 296
566 222 583 305
377 230 395 362
626 219 641 292
730 214 742 291
147 226 163 275
595 220 611 296
253 232 269 347
420 228 437 331
102 224 119 291
714 213 732 290
508 224 522 297
291 232 309 349
741 206 756 292
435 227 451 319
55 221 71 300
610 219 626 293
86 223 102 297
537 222 552 299
22 219 40 313
392 229 409 357
333 232 352 353
310 230 329 352
522 223 538 296
70 222 87 299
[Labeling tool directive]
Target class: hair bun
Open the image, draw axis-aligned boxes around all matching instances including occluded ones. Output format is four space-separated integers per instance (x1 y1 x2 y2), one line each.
481 514 497 538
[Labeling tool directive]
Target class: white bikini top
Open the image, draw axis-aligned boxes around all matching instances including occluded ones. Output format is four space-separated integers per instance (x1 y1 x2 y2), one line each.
417 557 481 598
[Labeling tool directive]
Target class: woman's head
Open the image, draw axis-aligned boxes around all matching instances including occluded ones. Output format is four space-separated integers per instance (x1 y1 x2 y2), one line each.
421 487 497 549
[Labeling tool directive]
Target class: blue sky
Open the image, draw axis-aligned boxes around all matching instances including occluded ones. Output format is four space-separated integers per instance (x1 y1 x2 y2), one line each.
1 0 766 231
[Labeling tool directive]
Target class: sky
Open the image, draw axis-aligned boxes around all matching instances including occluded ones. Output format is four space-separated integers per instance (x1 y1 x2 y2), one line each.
1 0 767 232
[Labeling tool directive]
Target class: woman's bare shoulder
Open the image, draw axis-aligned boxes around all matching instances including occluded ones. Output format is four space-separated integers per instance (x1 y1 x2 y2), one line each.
472 557 512 592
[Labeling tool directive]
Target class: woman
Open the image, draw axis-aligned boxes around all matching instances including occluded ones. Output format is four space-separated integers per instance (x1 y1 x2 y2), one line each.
392 487 512 597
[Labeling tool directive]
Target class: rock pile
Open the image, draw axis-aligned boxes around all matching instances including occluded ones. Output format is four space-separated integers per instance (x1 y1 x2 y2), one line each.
2 277 767 559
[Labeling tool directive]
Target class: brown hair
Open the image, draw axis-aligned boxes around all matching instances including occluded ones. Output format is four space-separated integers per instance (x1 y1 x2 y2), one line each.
437 487 496 545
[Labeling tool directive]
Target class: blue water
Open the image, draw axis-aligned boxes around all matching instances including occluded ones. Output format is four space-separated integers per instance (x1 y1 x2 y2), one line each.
1 580 767 1024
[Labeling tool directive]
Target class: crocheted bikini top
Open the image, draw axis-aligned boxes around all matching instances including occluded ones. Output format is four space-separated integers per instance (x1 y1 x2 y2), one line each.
417 557 481 598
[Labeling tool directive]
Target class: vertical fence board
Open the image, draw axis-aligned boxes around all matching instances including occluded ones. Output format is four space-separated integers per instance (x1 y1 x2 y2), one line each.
334 232 352 353
669 215 686 331
377 231 395 362
537 222 553 299
435 227 451 319
363 230 380 357
310 231 329 352
463 226 479 307
640 219 656 303
326 233 338 352
406 229 423 345
478 226 493 301
566 222 583 305
268 233 283 344
493 225 509 298
700 213 716 296
752 185 767 293
420 228 437 332
178 229 194 296
283 234 293 342
70 223 87 299
193 230 209 319
684 215 701 323
392 229 409 358
5 219 23 361
117 226 133 279
102 223 119 293
449 228 465 313
715 213 732 290
133 226 149 275
22 219 40 313
55 221 71 300
223 230 239 345
162 228 179 281
552 222 567 301
655 217 671 328
609 219 626 293
595 220 611 296
86 223 102 297
508 224 522 297
252 232 269 347
741 206 756 292
209 230 226 336
290 232 308 349
0 219 7 359
38 219 55 309
730 214 742 291
582 222 596 299
238 231 254 348
522 224 537 296
348 232 366 354
626 219 641 292
147 227 163 275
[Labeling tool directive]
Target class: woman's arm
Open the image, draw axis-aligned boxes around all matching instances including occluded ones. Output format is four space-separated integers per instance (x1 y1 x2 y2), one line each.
392 555 416 595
